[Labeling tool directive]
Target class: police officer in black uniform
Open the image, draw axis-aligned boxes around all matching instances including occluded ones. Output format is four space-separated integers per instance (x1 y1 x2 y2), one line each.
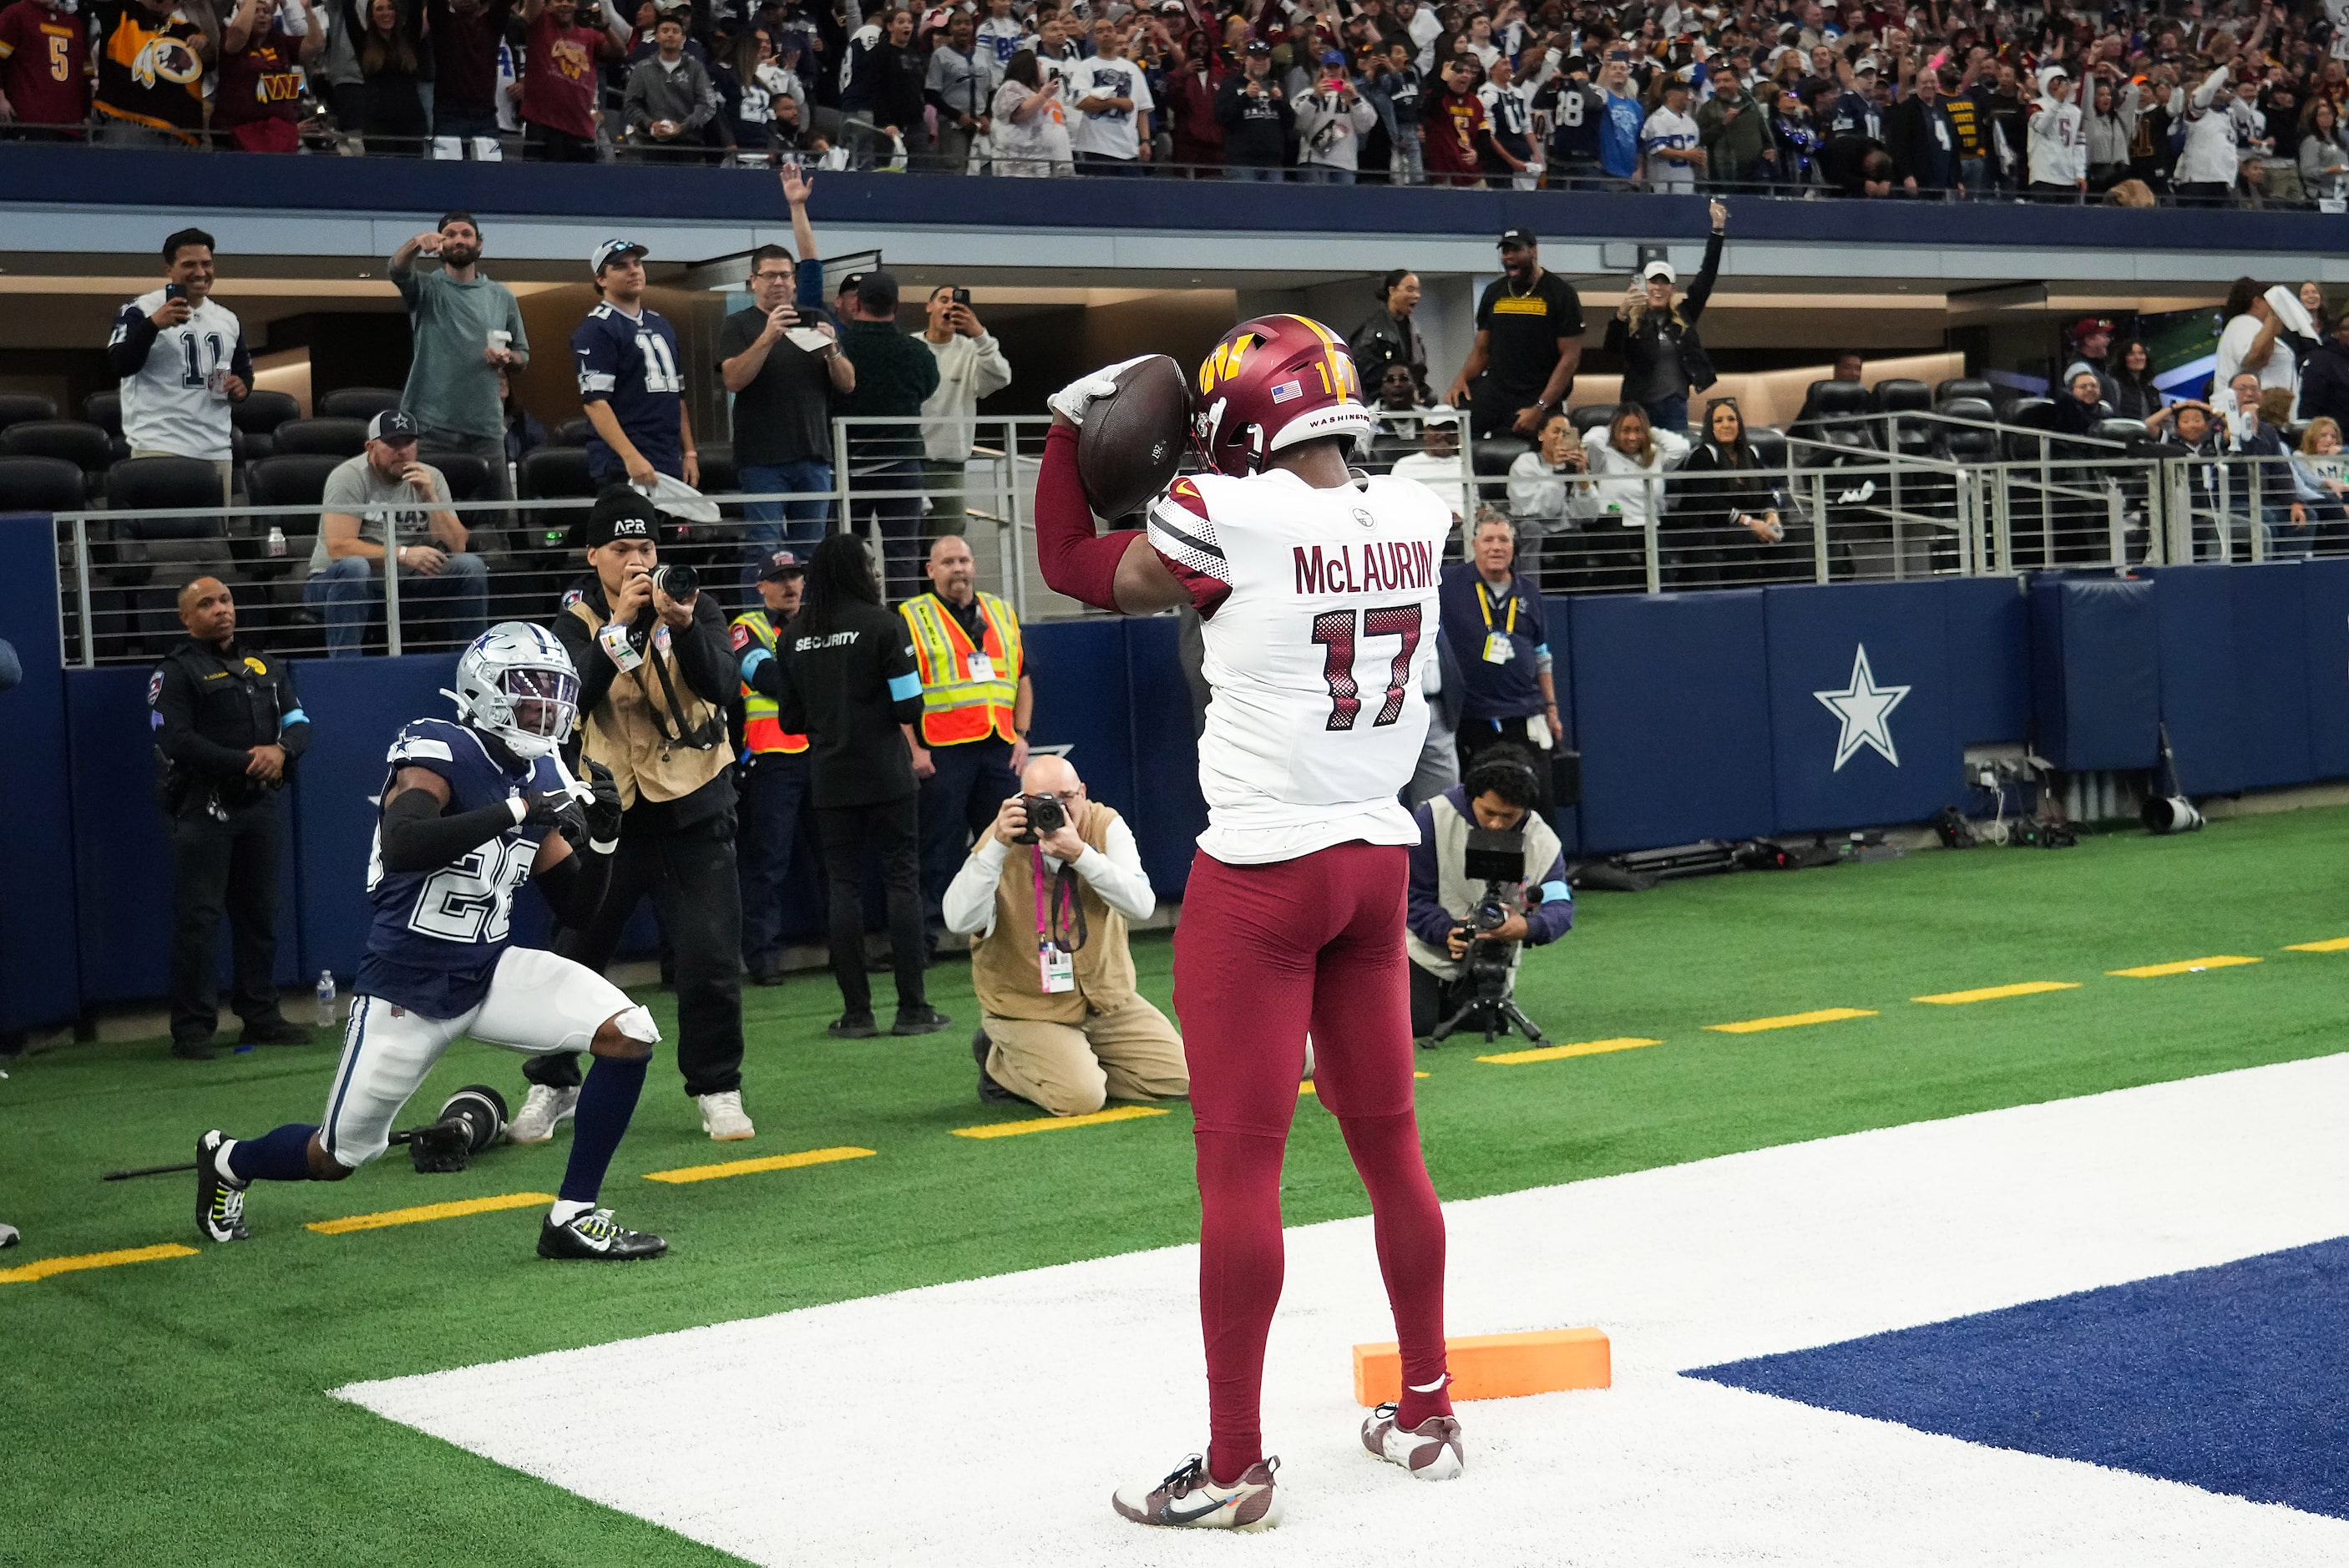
149 576 313 1060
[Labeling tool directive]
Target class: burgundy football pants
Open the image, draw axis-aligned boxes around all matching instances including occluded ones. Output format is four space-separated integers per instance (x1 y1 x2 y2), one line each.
1172 841 1451 1485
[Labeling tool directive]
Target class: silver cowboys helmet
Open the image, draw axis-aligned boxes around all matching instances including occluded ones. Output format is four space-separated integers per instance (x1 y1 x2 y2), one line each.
449 622 580 759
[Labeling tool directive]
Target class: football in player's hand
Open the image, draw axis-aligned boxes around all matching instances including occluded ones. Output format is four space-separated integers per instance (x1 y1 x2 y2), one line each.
1076 355 1194 520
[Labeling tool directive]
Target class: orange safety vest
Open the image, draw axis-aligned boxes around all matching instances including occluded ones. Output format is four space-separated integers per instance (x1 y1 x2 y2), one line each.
728 608 808 756
899 589 1022 746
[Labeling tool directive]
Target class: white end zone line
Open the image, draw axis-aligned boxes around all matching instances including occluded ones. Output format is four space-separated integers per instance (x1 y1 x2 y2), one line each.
337 1055 2349 1567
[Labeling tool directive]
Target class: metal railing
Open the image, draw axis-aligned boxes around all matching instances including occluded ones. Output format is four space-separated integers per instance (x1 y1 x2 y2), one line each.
42 411 2335 667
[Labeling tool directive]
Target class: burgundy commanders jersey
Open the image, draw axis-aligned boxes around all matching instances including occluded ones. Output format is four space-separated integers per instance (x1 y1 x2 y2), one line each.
1146 468 1450 866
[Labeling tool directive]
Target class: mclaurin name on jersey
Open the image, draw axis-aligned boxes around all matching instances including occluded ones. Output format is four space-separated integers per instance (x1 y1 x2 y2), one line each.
1290 539 1440 597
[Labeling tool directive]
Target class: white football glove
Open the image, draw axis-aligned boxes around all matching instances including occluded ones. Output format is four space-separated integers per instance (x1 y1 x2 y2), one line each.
1047 355 1155 427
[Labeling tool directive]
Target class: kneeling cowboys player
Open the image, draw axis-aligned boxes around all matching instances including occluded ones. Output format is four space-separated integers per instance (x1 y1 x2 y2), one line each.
195 624 669 1261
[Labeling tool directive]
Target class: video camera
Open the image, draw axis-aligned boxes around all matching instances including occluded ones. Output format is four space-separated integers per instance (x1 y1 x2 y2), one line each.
1432 826 1547 1047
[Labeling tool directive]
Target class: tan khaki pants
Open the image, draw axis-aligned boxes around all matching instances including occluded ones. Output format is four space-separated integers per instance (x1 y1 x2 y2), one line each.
982 994 1188 1117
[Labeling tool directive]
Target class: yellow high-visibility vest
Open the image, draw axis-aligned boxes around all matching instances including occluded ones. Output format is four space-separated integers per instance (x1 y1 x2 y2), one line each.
728 609 808 756
899 590 1022 746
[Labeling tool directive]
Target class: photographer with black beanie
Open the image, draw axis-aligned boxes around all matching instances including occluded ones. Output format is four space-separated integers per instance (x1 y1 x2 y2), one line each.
743 532 951 1039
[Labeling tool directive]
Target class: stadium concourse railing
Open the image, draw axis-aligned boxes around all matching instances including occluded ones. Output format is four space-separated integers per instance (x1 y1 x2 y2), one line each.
42 410 2321 668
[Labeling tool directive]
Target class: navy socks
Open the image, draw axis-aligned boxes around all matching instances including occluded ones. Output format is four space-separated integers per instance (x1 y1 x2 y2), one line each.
226 1123 320 1184
559 1054 647 1205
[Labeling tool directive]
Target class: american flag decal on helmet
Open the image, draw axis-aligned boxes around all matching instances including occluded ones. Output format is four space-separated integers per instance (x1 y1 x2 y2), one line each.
1270 380 1303 404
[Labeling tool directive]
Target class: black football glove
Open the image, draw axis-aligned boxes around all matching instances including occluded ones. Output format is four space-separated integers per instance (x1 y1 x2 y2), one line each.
519 787 589 846
578 759 622 853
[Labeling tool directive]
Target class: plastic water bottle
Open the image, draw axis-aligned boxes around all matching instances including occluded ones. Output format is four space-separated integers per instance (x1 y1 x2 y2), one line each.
315 970 337 1029
266 525 286 559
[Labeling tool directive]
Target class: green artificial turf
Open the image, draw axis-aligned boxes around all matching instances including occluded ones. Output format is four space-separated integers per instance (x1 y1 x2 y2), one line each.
7 805 2348 1565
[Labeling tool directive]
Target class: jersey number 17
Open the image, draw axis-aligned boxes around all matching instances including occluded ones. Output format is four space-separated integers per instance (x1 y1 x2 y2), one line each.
1311 604 1422 731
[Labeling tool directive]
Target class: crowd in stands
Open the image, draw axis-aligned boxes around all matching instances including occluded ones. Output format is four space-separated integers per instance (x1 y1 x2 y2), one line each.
0 0 2343 201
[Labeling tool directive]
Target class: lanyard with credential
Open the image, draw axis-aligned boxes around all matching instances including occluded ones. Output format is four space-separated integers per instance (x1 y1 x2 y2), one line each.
1033 846 1086 994
1475 579 1518 665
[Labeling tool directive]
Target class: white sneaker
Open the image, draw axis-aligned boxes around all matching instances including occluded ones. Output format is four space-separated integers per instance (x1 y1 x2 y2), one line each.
698 1090 755 1141
508 1085 580 1145
1361 1404 1466 1481
1112 1454 1280 1531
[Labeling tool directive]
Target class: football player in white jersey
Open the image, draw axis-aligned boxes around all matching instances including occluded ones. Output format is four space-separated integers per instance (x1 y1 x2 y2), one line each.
1037 316 1463 1531
106 228 252 481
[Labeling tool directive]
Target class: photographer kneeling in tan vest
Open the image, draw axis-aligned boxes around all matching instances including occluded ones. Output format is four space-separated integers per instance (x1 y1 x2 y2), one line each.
942 754 1188 1116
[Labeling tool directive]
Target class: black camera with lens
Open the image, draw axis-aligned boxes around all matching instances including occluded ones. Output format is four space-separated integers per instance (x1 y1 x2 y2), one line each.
1431 825 1546 1046
1015 792 1067 844
650 562 699 601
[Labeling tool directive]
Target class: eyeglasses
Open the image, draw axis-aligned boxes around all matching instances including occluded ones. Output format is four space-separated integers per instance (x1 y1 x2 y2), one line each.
1030 789 1083 805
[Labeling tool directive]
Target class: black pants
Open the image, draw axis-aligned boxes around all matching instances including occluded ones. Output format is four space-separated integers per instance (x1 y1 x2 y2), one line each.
1455 715 1552 810
815 795 927 1019
524 121 600 162
919 734 1018 916
169 794 286 1044
848 458 927 604
530 812 744 1096
737 751 813 970
1409 960 1469 1038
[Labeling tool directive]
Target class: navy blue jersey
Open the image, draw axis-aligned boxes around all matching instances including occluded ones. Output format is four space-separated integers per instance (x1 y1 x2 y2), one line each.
571 301 686 481
357 718 560 1017
1545 79 1603 162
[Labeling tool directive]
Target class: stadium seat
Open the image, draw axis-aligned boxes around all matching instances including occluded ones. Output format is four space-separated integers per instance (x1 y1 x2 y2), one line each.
1935 377 1997 408
317 386 402 421
2001 398 2058 462
2093 417 2149 443
1871 379 1931 414
696 441 738 496
0 392 58 436
420 449 493 503
555 417 594 448
105 456 238 655
271 417 369 458
80 390 129 464
232 389 303 460
1 420 113 490
0 453 87 513
519 445 596 553
1569 404 1617 437
1749 426 1790 471
1936 402 2001 464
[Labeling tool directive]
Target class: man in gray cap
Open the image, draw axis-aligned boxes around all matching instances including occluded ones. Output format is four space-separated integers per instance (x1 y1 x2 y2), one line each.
307 410 489 656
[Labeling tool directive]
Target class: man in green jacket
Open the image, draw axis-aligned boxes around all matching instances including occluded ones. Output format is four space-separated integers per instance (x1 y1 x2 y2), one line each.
1696 55 1769 185
833 270 941 603
390 212 529 502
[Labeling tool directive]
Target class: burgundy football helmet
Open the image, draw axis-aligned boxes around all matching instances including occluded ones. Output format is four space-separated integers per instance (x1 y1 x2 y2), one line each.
1193 315 1377 476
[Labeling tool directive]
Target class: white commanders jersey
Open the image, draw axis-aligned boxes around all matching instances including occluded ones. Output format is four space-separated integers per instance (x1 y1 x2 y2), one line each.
111 288 250 461
1147 467 1450 865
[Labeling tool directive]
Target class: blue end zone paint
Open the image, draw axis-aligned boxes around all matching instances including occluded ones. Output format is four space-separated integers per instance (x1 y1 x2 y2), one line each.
1684 1236 2349 1520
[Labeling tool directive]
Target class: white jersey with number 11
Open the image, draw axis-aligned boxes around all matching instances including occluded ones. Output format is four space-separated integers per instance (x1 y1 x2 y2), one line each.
1147 468 1450 866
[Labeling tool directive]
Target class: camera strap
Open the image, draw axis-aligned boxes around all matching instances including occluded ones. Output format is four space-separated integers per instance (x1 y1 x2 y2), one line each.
629 627 722 752
1031 847 1087 992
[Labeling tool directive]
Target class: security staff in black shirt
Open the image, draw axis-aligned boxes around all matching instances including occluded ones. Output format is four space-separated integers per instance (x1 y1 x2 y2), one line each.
149 576 313 1059
742 532 949 1039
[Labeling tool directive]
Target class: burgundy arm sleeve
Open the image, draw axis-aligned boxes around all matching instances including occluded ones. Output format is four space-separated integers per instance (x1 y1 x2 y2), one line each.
1035 422 1145 614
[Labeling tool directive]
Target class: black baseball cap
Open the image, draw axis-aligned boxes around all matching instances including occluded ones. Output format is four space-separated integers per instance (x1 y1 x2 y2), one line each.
367 409 421 443
1498 228 1538 250
1243 38 1270 53
857 270 900 314
572 486 662 549
758 547 807 581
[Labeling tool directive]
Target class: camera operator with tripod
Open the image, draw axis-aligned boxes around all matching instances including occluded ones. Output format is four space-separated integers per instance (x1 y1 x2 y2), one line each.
508 488 757 1146
1404 746 1573 1044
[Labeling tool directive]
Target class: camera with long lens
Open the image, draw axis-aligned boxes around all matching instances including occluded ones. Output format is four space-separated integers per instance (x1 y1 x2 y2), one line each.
1014 792 1066 845
1432 826 1547 1045
650 562 698 601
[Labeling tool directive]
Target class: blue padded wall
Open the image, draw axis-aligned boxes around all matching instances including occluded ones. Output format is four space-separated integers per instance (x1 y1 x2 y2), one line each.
1764 581 1960 833
2030 578 2160 772
2301 559 2349 781
1571 590 1776 852
0 514 81 1033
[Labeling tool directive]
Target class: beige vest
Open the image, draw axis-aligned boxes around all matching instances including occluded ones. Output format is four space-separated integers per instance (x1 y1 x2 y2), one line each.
969 803 1138 1024
1403 791 1563 982
565 598 735 809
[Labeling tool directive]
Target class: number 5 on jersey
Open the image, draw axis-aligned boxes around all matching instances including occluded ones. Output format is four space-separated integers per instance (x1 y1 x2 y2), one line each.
1312 604 1422 731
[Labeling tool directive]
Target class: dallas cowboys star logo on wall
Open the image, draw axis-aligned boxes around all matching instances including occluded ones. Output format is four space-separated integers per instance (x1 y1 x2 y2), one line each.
1814 645 1911 771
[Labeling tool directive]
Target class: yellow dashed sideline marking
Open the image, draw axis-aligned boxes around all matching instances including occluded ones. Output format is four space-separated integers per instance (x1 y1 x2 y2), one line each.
1914 981 2083 1005
1478 1037 1663 1066
1302 1073 1431 1095
952 1105 1170 1140
2286 938 2349 953
1705 1008 1877 1034
0 1242 198 1284
644 1146 875 1184
2108 956 2262 979
306 1192 555 1235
